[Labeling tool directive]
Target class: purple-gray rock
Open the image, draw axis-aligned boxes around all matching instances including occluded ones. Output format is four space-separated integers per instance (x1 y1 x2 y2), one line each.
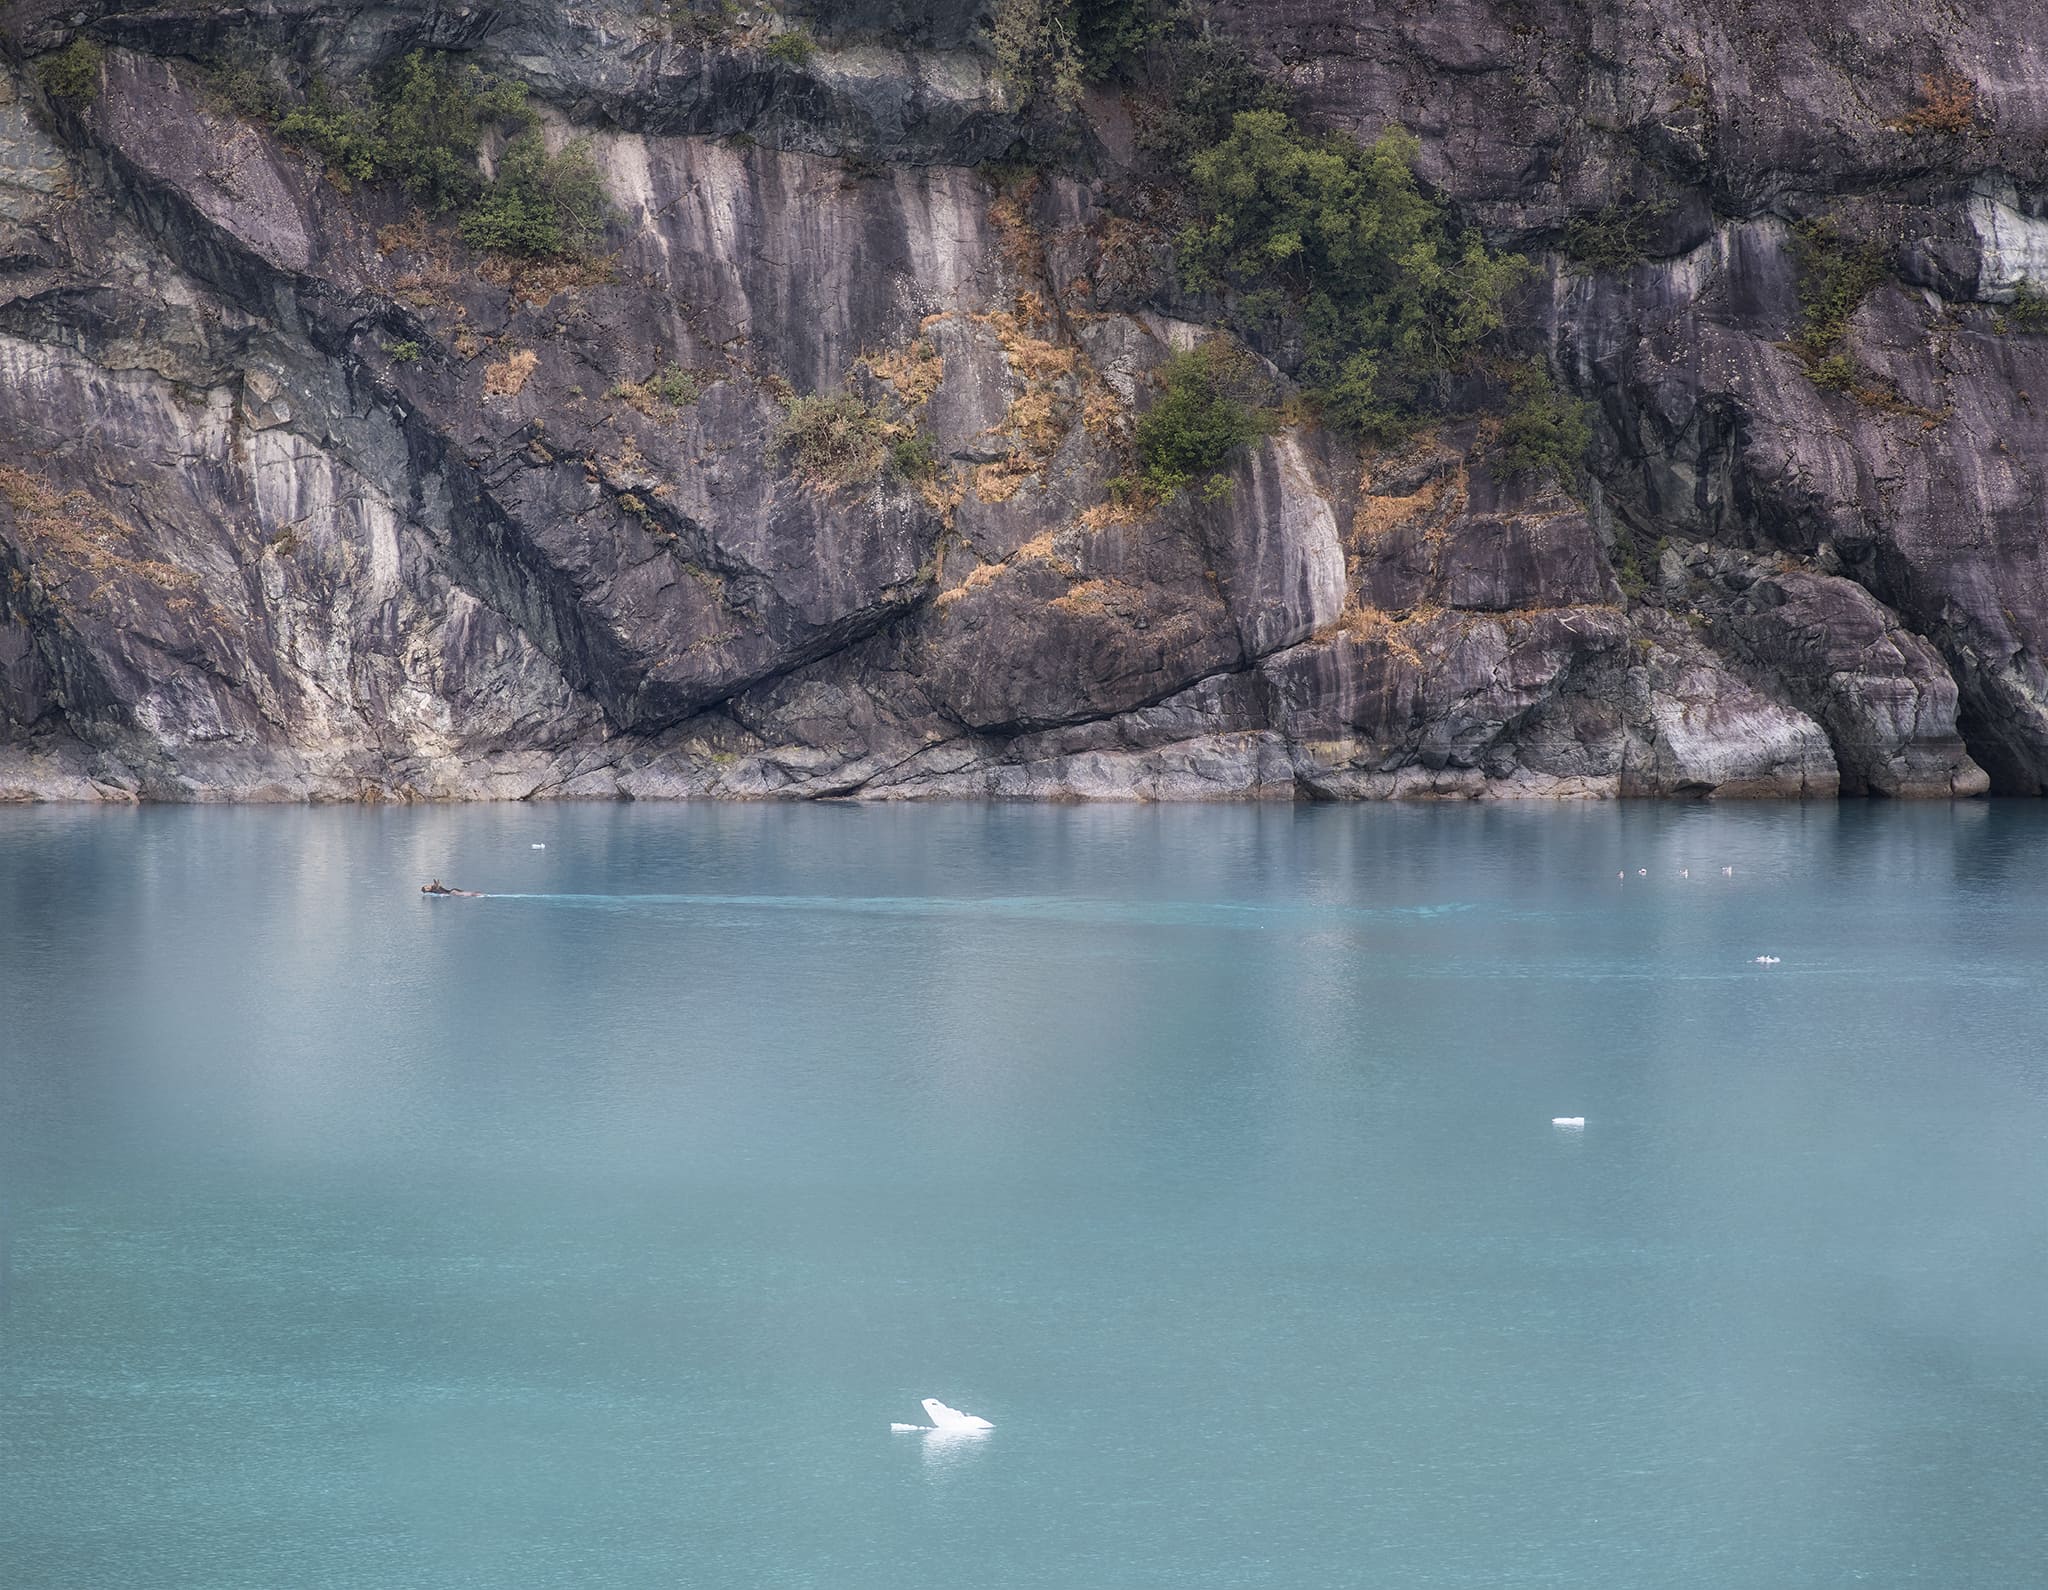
0 2 2031 800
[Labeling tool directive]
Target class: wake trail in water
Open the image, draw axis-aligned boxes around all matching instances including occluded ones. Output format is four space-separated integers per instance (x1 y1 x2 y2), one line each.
474 891 1478 929
464 895 2015 984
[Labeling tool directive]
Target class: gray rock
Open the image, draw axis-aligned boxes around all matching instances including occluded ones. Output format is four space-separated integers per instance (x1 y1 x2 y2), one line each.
0 4 2041 802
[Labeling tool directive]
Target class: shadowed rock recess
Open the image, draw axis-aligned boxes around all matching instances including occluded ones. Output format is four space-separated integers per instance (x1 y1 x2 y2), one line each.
6 0 2045 801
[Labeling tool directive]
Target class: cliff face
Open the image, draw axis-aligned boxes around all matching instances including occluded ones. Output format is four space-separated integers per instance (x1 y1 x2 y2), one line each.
0 0 2040 801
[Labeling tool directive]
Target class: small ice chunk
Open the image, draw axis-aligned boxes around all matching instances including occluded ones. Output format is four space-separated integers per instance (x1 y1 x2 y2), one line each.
1552 1116 1586 1128
531 843 546 849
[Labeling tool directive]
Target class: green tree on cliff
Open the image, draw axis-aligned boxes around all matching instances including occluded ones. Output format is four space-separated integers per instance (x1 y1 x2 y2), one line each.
1178 111 1527 442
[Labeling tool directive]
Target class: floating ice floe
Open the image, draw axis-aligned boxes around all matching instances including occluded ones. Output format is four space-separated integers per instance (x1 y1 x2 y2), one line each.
1753 955 1781 965
531 843 546 849
893 1398 993 1432
1552 1116 1586 1128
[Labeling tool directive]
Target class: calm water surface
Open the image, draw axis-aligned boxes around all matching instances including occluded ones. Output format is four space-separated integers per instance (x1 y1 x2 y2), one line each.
1 802 2044 1587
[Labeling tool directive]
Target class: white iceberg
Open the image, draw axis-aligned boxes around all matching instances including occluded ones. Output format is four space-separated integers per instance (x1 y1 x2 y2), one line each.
1552 1116 1586 1128
924 1398 992 1430
892 1398 993 1432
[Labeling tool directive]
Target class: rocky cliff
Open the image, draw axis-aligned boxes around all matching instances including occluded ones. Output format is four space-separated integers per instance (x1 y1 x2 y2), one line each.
1 0 2041 801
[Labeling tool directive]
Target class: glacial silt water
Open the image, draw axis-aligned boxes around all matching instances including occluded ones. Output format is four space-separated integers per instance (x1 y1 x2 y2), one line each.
1 803 2043 1587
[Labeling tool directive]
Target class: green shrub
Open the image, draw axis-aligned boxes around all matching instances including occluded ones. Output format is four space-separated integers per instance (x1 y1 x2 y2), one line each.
1495 364 1591 482
2000 284 2048 333
1790 218 1887 370
36 39 104 103
208 57 286 121
1610 526 1667 601
241 48 609 260
386 339 423 363
651 366 703 405
378 51 532 212
1138 28 1290 168
277 80 384 184
889 430 940 481
667 0 742 43
275 51 530 208
764 29 817 68
1069 0 1166 82
459 132 610 258
991 0 1166 109
612 366 707 414
1133 341 1270 500
1178 111 1528 443
776 394 891 488
1563 202 1670 271
1809 352 1859 391
991 0 1084 110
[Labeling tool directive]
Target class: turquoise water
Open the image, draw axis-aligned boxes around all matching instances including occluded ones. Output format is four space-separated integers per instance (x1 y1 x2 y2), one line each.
1 802 2044 1587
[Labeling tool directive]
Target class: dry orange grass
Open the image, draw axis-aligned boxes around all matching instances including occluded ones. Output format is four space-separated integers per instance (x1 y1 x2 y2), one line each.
920 468 966 526
479 253 615 308
1356 469 1469 549
1050 576 1135 617
0 467 202 611
934 554 1011 610
988 181 1044 278
610 379 658 417
483 349 539 398
935 528 1079 608
1892 70 1979 134
862 338 945 408
1080 377 1125 440
1331 601 1445 665
964 295 1087 497
973 457 1033 504
1079 497 1146 531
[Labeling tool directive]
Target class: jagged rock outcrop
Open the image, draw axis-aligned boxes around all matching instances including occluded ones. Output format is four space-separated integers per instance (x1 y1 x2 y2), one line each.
0 0 2036 800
